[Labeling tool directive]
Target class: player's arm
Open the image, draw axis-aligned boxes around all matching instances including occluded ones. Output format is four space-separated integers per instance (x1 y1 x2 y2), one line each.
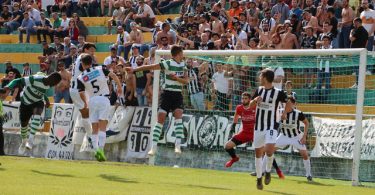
176 34 194 48
108 71 123 96
126 63 161 73
250 89 261 107
300 112 309 145
77 79 87 108
170 71 189 85
231 107 240 132
44 94 50 108
4 78 24 97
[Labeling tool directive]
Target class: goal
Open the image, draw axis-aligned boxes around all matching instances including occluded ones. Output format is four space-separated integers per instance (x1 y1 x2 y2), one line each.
150 48 373 186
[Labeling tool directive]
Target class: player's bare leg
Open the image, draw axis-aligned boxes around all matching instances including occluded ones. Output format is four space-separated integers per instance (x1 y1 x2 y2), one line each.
300 149 312 182
173 109 184 154
255 147 264 190
148 111 167 156
224 141 239 167
264 143 276 185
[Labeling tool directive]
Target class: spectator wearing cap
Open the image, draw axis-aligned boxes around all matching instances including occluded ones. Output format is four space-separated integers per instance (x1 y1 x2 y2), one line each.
129 22 149 56
54 60 72 103
0 5 12 27
210 11 225 35
18 12 35 43
134 0 155 28
316 0 329 27
302 8 318 35
271 0 290 24
339 0 354 49
327 6 338 48
228 0 243 30
33 12 53 44
246 0 260 25
360 0 375 51
104 46 126 67
115 25 131 60
129 45 141 69
199 14 210 34
289 0 302 21
22 62 32 77
304 0 317 16
4 3 23 34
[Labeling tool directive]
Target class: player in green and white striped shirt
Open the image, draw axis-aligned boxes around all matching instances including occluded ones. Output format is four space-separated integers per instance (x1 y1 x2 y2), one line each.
125 45 189 156
4 72 61 155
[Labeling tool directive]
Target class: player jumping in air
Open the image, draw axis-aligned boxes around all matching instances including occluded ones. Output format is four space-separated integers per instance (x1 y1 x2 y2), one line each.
276 96 312 182
125 45 189 156
250 68 290 190
3 72 61 155
225 92 285 179
77 54 122 161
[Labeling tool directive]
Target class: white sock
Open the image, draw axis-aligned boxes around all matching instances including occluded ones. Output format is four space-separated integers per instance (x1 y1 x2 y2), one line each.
255 157 263 178
303 159 312 177
152 142 158 148
98 131 106 150
262 156 267 173
266 154 274 173
28 134 34 144
91 134 98 150
82 118 92 135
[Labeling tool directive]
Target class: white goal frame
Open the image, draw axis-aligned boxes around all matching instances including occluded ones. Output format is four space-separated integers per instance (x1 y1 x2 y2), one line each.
152 49 367 186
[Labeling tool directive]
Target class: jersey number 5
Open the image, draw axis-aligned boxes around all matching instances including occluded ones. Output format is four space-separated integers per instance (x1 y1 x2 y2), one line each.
91 80 100 93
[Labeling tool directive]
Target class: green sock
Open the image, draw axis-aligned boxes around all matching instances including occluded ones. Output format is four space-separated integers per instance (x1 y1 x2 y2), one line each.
175 119 184 139
29 115 41 136
20 127 28 139
152 123 163 143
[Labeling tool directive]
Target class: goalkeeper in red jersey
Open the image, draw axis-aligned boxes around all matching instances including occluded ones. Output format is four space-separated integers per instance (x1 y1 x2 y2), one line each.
224 92 285 179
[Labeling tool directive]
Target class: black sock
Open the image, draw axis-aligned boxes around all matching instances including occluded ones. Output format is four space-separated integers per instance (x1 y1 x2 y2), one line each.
272 158 280 171
225 148 237 158
0 126 4 155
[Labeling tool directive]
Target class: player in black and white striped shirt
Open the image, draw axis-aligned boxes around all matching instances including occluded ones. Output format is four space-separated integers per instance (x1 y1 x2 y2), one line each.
276 96 312 182
250 68 290 190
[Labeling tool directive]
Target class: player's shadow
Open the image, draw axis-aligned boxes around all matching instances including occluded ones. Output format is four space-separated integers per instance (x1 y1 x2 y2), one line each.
0 167 5 171
264 190 297 195
288 178 334 186
31 170 75 178
163 183 231 191
99 174 139 183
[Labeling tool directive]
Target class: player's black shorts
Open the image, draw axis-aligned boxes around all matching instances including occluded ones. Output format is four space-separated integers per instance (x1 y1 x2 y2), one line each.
19 101 44 123
159 90 183 113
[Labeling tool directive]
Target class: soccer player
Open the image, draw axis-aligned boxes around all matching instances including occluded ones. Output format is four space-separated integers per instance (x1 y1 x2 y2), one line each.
250 68 290 190
3 72 61 155
276 96 312 182
69 42 97 144
125 45 189 155
225 92 255 167
77 54 122 161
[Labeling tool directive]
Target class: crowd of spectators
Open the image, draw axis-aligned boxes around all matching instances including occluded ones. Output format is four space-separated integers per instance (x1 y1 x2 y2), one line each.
1 0 375 111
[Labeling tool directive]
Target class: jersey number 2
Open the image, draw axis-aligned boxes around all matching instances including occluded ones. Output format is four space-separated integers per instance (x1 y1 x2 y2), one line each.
91 80 100 93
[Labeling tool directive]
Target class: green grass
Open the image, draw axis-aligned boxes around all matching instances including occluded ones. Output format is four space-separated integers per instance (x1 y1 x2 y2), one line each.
0 156 374 195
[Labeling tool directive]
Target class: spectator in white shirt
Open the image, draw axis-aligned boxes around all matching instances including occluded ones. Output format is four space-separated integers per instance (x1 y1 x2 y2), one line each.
360 0 375 51
212 63 230 111
114 25 132 60
26 5 41 25
104 46 126 67
134 0 155 28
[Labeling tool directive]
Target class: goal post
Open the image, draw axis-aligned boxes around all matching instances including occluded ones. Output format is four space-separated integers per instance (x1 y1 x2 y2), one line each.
152 48 369 185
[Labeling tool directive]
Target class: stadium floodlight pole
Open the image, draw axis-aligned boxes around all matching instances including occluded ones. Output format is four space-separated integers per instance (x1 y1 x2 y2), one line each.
352 48 367 186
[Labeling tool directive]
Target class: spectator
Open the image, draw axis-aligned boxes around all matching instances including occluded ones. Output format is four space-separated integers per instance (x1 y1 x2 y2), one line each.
22 62 32 77
199 14 210 34
260 8 276 33
136 21 162 49
134 0 155 28
49 12 61 38
272 65 285 90
115 25 132 60
26 5 40 25
212 63 230 111
246 0 260 25
38 41 57 63
350 17 369 88
61 37 74 67
157 0 184 14
177 32 216 50
360 0 375 51
327 6 338 48
129 22 148 55
339 0 354 49
210 11 225 35
1 70 20 102
301 8 319 34
187 61 205 111
301 26 317 88
285 80 297 99
281 20 300 49
271 0 290 24
290 0 302 21
316 0 329 27
0 5 11 28
18 12 35 43
67 44 79 69
104 46 126 67
77 35 85 51
316 21 333 48
317 35 333 91
228 0 243 30
54 61 71 103
101 0 114 17
47 0 68 16
34 12 53 44
57 12 70 38
107 5 126 35
134 55 148 106
72 13 88 38
304 0 317 16
68 20 79 45
123 0 137 33
4 2 23 34
188 24 201 42
129 45 141 68
156 22 174 46
232 19 248 46
124 62 138 107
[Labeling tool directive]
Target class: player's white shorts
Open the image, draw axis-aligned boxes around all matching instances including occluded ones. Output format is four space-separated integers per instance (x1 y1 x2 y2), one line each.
69 88 85 110
253 129 278 149
276 133 307 151
88 96 110 123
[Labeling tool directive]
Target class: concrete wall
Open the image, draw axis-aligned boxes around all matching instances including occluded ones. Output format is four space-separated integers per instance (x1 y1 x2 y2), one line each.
3 132 374 182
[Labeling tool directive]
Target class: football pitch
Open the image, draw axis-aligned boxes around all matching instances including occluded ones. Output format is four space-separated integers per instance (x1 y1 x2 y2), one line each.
0 156 374 195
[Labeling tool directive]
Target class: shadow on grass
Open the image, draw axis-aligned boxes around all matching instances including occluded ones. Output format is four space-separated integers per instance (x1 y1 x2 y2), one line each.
31 170 75 178
287 178 334 186
158 182 231 191
0 167 5 171
264 190 297 195
99 174 139 183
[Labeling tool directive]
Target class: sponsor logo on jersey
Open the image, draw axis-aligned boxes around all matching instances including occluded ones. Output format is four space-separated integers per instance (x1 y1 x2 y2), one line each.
83 70 100 82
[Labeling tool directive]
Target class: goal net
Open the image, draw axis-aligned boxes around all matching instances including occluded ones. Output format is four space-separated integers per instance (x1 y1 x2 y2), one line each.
150 48 375 186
